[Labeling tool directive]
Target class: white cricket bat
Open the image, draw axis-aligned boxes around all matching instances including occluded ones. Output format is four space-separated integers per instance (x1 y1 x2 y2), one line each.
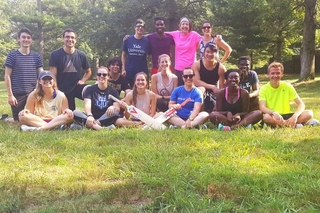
108 95 166 130
154 97 191 123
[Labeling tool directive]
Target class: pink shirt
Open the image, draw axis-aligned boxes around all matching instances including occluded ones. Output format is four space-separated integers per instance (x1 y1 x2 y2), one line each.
167 31 202 71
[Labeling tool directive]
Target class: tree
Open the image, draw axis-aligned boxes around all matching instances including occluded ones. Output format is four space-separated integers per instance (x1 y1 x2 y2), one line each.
299 0 316 81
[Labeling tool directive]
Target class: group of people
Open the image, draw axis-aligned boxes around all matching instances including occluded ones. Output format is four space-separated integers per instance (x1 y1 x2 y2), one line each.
4 16 317 131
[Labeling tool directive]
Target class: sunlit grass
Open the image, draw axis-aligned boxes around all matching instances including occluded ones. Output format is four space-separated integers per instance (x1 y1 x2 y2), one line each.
0 75 319 212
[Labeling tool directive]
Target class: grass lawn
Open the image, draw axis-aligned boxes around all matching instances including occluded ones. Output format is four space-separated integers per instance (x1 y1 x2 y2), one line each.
0 74 319 212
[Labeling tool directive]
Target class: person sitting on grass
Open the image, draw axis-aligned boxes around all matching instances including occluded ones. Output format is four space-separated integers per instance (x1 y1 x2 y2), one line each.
209 69 262 130
168 67 209 129
73 66 121 130
116 72 160 127
151 54 178 112
19 71 73 131
259 62 315 128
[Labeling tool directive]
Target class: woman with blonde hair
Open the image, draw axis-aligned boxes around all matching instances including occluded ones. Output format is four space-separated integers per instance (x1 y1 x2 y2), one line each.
19 71 73 131
151 54 178 112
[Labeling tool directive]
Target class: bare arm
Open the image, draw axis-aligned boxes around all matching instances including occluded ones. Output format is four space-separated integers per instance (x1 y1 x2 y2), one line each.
218 64 227 89
121 51 127 76
189 102 202 119
215 38 232 63
50 66 58 81
250 83 259 98
79 68 92 84
25 91 36 113
149 91 157 117
151 74 160 97
4 66 17 106
84 98 92 115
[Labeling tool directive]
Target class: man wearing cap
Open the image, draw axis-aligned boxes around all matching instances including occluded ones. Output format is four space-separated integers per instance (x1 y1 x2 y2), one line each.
192 42 226 113
19 71 74 131
4 28 43 123
49 28 92 111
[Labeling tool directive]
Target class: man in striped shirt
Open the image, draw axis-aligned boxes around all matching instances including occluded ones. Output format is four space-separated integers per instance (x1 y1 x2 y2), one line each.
4 28 43 123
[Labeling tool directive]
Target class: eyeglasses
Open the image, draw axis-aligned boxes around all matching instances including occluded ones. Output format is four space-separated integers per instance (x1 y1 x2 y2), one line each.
202 26 211 29
97 73 108 77
136 25 145 29
64 36 76 39
42 77 53 81
182 74 195 79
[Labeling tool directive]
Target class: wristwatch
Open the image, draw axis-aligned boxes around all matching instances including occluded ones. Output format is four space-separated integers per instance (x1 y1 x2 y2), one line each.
188 117 194 121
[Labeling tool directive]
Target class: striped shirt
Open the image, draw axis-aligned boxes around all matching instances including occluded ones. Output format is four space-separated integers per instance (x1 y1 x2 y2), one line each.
5 50 43 95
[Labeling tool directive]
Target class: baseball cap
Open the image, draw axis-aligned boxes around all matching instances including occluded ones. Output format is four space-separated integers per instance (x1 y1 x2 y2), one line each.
38 71 54 80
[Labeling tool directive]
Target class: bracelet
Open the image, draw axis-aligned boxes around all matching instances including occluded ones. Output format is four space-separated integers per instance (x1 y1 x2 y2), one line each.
87 114 93 117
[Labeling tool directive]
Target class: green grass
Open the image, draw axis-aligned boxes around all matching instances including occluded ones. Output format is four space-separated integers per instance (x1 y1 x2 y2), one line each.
0 75 320 212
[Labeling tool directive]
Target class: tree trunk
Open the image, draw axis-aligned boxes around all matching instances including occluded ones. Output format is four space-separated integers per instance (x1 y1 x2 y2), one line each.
299 0 316 81
37 0 44 60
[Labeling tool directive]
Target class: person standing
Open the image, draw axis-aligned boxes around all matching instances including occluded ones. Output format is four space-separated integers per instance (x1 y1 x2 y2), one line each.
166 17 203 86
49 28 92 111
147 17 175 75
121 19 150 88
199 20 232 62
192 42 226 113
259 62 313 128
73 67 121 130
4 28 43 123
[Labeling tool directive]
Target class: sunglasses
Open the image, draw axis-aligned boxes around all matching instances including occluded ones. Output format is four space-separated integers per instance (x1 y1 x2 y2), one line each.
182 74 195 79
136 25 145 29
202 26 211 29
97 73 108 77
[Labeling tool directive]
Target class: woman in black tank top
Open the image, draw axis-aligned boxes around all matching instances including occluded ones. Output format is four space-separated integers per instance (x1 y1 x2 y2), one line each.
209 70 262 130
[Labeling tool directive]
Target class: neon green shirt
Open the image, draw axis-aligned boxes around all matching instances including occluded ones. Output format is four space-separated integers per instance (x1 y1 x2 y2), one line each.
259 81 298 114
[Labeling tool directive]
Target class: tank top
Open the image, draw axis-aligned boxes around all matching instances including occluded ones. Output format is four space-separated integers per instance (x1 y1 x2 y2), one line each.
34 90 64 120
199 37 219 59
135 90 151 115
199 60 220 93
156 72 174 96
222 88 242 114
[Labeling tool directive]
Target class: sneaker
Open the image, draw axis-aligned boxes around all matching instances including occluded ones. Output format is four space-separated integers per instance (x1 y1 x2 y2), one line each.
20 125 41 132
306 119 320 126
70 123 83 130
169 125 179 129
0 114 8 121
59 124 67 130
295 124 303 128
218 123 231 131
105 124 115 130
201 124 207 129
246 124 252 129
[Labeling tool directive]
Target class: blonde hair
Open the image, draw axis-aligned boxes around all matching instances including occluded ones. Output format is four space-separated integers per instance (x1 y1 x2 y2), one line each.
267 62 284 74
34 78 58 108
157 54 171 70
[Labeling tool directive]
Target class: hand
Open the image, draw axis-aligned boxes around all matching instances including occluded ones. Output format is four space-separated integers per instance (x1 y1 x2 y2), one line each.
285 115 298 127
232 114 241 124
172 103 182 110
123 35 130 41
121 70 126 77
86 116 95 128
106 106 116 116
8 95 18 106
226 111 233 122
63 109 73 117
215 34 222 41
211 85 219 94
77 80 85 85
185 119 193 128
271 111 284 125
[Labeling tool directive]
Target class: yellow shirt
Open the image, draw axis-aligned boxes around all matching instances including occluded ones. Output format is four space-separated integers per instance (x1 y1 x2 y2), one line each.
34 90 64 120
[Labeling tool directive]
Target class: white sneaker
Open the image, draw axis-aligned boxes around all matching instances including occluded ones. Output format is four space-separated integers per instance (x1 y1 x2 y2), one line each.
70 123 83 130
105 124 115 130
20 125 40 132
295 124 303 128
306 119 320 126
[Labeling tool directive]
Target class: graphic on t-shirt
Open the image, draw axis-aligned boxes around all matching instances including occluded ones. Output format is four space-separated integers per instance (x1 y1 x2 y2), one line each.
63 60 78 73
128 44 146 57
51 105 58 111
95 94 107 110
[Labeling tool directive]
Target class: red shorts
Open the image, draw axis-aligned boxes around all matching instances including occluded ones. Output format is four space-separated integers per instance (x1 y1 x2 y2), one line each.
43 119 52 123
151 67 173 75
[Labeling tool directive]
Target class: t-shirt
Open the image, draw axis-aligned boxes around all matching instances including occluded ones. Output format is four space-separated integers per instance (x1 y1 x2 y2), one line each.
122 36 150 79
34 90 64 120
49 48 90 95
166 31 202 71
259 81 298 114
239 70 259 93
146 33 174 68
5 50 43 95
170 86 203 120
108 76 131 95
83 84 119 119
